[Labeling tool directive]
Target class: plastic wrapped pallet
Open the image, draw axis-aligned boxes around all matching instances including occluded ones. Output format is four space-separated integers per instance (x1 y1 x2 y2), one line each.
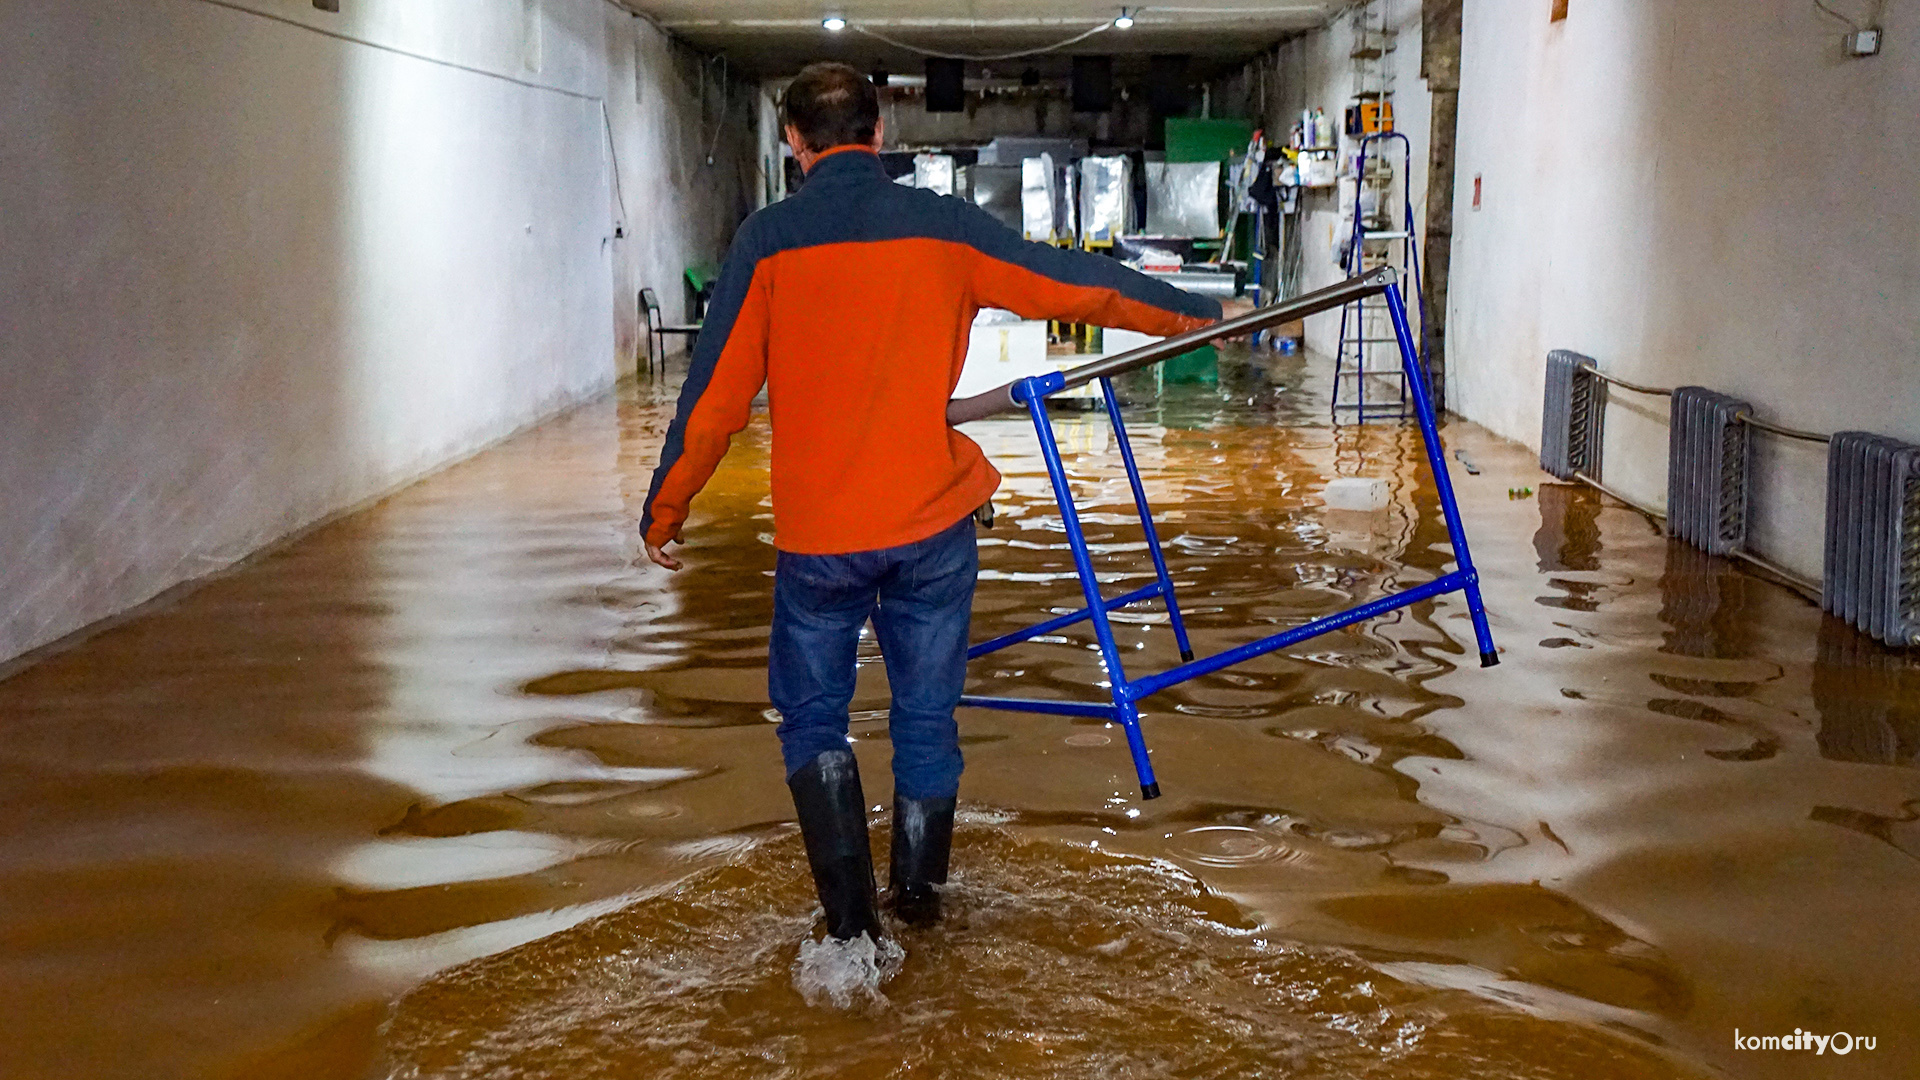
1144 161 1220 238
970 165 1024 232
912 153 955 197
1022 154 1057 242
1078 156 1130 243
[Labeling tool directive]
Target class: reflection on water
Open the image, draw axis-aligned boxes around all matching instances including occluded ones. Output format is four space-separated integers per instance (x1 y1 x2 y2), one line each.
1534 483 1603 574
1 351 1916 1080
1813 617 1920 768
1657 541 1762 661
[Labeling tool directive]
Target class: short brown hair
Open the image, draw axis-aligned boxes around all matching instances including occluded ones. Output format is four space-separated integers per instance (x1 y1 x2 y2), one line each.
781 62 880 153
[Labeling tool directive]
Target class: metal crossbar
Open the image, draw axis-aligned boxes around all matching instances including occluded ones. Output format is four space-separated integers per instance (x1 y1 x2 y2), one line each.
956 272 1499 799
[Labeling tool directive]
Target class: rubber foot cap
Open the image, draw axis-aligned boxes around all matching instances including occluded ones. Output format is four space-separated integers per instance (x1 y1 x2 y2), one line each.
1179 649 1195 663
1480 650 1500 668
1140 782 1162 800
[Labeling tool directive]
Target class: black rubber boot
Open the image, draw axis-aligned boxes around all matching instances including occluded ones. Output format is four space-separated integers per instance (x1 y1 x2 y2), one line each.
887 793 956 927
787 750 882 942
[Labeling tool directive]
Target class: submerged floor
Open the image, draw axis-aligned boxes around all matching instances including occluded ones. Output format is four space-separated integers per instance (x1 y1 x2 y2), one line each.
2 350 1916 1079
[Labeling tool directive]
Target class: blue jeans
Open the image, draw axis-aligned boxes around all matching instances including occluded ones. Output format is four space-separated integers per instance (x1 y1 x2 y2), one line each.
769 515 977 800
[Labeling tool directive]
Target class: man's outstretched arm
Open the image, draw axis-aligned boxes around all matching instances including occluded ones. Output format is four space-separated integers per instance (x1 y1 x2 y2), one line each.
639 227 771 570
954 199 1224 336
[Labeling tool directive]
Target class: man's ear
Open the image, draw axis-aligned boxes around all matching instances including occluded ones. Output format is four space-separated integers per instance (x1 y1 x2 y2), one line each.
870 116 886 150
784 123 808 156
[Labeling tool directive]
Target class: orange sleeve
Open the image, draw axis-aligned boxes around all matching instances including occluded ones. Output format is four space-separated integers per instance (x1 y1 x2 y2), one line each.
955 200 1222 336
641 268 771 548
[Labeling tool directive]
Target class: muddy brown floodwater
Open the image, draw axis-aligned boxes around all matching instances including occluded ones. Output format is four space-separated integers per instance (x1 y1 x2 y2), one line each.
2 350 1916 1080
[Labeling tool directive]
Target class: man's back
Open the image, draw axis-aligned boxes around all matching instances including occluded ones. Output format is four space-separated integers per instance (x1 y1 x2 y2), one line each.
640 60 1224 947
641 145 1218 557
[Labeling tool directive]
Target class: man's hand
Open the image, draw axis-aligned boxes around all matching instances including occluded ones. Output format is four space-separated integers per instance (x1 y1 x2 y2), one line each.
1219 296 1258 321
1211 297 1259 347
645 537 683 571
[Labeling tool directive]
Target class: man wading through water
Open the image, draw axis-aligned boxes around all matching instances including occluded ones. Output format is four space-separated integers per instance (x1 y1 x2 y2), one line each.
640 62 1223 944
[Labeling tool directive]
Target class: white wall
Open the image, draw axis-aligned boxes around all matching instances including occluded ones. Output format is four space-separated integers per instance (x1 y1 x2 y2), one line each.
1448 0 1920 580
0 0 751 664
605 10 758 357
1232 0 1432 356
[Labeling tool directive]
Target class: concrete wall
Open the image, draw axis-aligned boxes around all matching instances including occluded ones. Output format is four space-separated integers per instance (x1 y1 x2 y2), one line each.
606 11 758 355
0 0 751 665
1222 0 1433 356
1447 0 1919 581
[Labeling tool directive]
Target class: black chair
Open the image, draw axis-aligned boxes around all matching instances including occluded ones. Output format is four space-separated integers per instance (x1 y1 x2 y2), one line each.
640 287 700 373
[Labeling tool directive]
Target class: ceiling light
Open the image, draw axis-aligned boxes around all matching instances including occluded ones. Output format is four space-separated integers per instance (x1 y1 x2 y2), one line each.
1115 8 1135 29
822 15 846 31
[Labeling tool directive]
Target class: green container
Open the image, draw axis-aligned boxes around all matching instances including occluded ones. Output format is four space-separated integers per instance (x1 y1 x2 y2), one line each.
1162 344 1218 384
1164 118 1254 163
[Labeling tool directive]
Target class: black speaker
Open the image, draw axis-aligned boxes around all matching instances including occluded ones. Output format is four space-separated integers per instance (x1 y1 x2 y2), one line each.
925 58 966 113
1147 54 1189 115
1071 55 1112 112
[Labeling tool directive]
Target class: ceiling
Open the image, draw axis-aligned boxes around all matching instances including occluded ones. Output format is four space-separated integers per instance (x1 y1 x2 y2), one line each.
625 2 1345 78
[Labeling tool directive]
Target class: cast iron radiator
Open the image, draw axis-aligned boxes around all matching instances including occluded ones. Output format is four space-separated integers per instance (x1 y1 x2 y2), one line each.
1666 386 1753 557
1540 350 1605 481
1823 431 1920 647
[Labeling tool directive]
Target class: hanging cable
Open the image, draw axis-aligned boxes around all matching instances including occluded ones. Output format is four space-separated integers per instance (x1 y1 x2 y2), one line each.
702 53 728 166
600 101 631 226
851 20 1114 62
1812 0 1863 30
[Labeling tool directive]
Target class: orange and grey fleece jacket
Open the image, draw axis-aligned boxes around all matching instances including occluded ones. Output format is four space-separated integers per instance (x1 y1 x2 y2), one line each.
640 145 1222 556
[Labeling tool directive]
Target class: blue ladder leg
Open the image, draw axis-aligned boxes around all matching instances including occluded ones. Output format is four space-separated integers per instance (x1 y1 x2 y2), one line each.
1025 389 1162 798
1114 699 1158 800
1384 282 1500 667
1100 377 1195 663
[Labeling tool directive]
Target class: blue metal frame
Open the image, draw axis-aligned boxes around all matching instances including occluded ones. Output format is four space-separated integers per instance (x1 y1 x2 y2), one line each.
959 280 1497 800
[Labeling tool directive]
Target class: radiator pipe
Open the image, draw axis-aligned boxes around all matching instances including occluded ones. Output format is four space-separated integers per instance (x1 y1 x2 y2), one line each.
1585 369 1674 397
1570 471 1667 522
1729 549 1823 602
1585 371 1831 444
1735 413 1831 445
946 268 1397 425
1569 474 1824 601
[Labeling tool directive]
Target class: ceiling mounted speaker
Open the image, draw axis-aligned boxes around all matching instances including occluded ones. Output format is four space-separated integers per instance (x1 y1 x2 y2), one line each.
925 57 966 112
1072 55 1113 112
1147 54 1190 115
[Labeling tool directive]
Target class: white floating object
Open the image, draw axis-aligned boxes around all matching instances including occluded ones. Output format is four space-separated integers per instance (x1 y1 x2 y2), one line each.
1324 477 1390 512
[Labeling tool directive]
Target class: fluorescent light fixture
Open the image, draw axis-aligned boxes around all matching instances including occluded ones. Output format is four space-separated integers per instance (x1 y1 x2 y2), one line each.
822 15 846 31
1114 7 1134 29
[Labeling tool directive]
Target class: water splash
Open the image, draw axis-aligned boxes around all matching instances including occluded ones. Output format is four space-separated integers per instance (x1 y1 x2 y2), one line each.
792 932 905 1010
